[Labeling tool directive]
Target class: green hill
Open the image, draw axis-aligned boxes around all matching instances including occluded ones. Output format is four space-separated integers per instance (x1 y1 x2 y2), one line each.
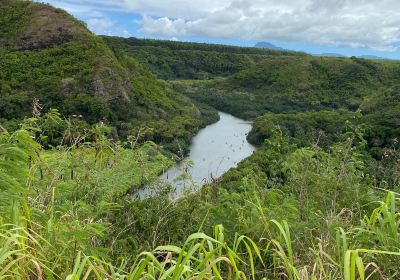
103 36 308 80
0 0 213 152
177 56 400 119
101 35 400 153
361 88 400 149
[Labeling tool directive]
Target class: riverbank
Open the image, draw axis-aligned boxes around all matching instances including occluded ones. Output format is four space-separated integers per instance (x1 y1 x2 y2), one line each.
137 112 256 199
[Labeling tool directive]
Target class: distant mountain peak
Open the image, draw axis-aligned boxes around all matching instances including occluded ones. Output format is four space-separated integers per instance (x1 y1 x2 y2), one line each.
254 41 283 50
357 55 389 60
317 53 347 58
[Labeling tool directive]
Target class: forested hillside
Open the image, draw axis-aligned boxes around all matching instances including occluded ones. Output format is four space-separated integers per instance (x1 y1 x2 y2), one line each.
169 55 400 155
175 56 400 117
109 37 400 147
103 36 308 80
1 1 400 279
0 0 216 153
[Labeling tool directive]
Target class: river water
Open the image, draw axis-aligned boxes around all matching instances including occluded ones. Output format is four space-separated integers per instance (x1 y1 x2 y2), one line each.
137 112 256 199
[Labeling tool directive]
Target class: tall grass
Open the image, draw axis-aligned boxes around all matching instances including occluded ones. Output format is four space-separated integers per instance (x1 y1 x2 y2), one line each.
342 191 400 280
1 126 399 279
1 192 399 279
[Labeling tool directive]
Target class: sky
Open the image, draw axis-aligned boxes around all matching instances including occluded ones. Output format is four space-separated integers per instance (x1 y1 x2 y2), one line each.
39 0 400 59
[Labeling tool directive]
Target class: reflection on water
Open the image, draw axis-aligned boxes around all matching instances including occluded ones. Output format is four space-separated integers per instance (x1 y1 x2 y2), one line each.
136 112 256 199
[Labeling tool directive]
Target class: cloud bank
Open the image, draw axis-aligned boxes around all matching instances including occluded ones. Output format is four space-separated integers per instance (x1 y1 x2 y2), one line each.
42 0 400 51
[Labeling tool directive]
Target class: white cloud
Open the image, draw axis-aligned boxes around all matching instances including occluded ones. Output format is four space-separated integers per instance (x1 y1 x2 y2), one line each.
122 0 232 19
86 18 114 34
85 17 131 37
39 0 400 50
119 29 132 38
138 0 400 51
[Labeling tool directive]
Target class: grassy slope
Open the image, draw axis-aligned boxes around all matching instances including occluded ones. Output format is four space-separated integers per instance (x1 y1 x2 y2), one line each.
0 125 175 276
41 142 172 198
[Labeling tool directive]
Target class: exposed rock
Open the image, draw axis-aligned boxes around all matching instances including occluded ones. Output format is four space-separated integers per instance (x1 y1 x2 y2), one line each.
2 4 88 51
92 79 107 97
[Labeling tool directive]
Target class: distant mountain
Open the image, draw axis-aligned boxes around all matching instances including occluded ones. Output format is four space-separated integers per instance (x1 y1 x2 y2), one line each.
358 55 389 60
254 41 283 50
318 53 347 57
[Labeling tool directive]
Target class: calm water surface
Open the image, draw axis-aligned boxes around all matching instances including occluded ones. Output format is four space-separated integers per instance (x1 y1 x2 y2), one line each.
137 112 256 199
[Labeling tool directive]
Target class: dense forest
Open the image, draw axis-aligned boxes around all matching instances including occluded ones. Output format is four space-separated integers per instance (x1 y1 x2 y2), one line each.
103 36 308 80
0 0 218 154
1 0 400 279
173 57 400 117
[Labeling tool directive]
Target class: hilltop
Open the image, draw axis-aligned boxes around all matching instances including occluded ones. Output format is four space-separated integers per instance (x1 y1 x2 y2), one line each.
0 0 89 50
0 0 211 152
254 41 284 50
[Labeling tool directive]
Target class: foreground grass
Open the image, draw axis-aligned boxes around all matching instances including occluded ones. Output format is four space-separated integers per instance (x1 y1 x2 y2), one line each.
1 126 399 279
1 192 399 279
40 142 172 198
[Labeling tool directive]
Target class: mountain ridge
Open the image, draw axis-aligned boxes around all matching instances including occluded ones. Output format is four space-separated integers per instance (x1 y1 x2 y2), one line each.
0 0 205 152
254 41 283 50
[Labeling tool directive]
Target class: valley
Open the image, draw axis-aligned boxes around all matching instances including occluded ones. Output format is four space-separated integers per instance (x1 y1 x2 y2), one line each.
138 111 256 199
0 1 399 279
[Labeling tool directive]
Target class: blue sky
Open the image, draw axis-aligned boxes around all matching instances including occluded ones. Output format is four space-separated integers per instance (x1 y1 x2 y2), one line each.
41 0 400 59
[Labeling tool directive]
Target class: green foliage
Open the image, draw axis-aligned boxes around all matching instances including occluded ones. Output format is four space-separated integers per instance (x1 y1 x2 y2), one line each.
341 192 400 280
1 112 400 278
0 128 40 226
179 57 400 120
0 119 173 277
1 2 400 279
282 143 371 220
36 108 66 147
361 88 400 149
0 0 218 154
103 36 308 80
248 110 356 146
0 0 31 38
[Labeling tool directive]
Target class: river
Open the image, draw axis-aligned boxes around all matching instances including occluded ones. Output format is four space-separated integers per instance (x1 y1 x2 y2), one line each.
137 112 256 199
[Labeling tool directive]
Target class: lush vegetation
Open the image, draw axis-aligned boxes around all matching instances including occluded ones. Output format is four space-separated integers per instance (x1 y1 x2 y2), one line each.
361 88 400 147
248 110 357 146
0 0 217 154
175 56 400 119
170 55 400 157
1 111 399 279
103 36 308 80
1 1 400 279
